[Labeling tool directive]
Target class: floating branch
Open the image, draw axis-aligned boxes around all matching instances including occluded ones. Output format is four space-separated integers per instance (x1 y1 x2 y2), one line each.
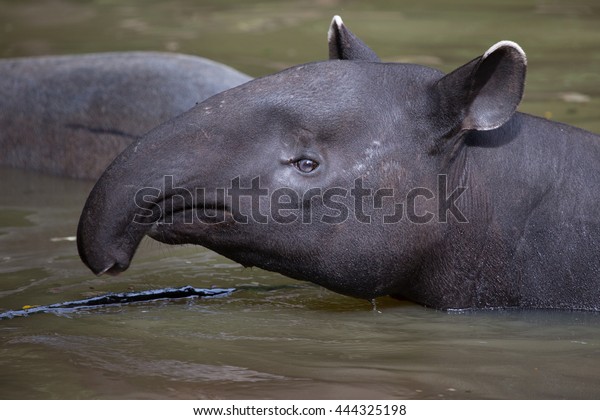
0 286 235 319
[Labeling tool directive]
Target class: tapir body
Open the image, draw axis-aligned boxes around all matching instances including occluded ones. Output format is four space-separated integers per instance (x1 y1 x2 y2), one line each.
77 17 600 311
0 52 250 179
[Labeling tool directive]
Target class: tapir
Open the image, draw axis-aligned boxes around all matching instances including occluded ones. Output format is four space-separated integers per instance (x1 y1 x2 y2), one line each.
0 52 250 179
77 16 600 311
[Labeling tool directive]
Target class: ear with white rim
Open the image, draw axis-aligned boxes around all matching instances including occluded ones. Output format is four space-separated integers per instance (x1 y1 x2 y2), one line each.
328 15 381 62
435 40 527 132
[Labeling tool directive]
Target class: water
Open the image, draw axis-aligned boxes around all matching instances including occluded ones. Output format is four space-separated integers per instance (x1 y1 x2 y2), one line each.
1 0 600 399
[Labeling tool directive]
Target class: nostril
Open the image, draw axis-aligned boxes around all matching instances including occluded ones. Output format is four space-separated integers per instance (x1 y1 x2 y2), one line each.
96 264 119 276
92 253 131 276
97 262 126 276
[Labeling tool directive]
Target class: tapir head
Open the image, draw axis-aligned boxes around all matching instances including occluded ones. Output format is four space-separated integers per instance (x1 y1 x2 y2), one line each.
78 16 527 300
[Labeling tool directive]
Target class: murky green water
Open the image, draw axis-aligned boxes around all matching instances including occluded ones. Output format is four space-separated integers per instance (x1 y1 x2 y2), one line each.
1 0 600 399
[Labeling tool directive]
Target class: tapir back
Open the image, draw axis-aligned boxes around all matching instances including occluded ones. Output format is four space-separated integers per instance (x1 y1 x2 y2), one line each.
0 52 251 179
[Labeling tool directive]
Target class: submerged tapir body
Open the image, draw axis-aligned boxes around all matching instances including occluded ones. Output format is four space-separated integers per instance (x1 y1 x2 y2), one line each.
0 52 250 179
78 17 600 310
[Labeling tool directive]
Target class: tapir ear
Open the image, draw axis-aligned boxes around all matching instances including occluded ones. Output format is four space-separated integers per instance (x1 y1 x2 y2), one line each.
435 41 527 132
328 15 381 62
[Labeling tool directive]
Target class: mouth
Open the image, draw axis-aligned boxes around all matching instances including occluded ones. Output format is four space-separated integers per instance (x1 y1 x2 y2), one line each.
147 203 234 245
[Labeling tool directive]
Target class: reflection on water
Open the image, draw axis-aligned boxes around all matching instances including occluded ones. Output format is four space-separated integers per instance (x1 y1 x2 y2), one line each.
1 0 600 400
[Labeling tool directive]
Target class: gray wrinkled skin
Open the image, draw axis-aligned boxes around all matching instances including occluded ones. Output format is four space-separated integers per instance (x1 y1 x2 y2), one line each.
0 52 250 179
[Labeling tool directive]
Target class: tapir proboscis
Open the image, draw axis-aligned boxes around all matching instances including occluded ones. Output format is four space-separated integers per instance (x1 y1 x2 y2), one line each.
77 16 600 311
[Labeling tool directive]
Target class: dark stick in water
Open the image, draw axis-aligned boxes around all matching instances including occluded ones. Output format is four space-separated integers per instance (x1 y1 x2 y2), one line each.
0 286 235 319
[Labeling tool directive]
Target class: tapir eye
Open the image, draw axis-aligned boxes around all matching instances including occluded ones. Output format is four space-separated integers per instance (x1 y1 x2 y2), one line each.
294 158 319 173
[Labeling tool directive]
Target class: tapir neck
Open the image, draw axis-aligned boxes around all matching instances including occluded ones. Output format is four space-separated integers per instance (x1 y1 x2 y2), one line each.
464 112 600 224
418 112 600 310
